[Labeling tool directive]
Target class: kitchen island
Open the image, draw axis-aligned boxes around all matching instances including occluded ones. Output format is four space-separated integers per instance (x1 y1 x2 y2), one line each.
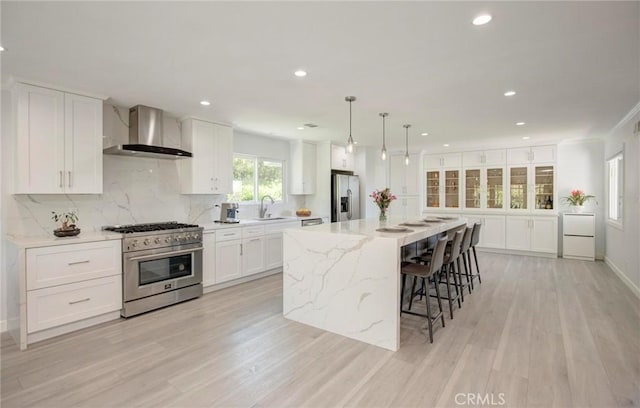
282 217 466 351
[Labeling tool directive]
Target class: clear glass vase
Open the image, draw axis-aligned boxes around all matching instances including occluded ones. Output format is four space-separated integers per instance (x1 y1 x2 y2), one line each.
379 209 387 224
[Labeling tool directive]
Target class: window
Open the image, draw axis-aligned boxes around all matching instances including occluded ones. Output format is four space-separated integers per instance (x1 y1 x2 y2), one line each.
607 153 623 223
228 154 284 203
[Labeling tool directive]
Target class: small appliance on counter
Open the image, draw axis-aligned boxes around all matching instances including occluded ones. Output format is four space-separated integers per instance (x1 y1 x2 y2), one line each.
216 202 240 223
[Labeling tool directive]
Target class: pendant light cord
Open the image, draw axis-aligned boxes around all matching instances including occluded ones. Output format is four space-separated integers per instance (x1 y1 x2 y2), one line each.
349 100 352 138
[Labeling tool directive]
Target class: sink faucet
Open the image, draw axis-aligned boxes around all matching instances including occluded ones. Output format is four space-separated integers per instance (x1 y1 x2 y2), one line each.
259 195 274 218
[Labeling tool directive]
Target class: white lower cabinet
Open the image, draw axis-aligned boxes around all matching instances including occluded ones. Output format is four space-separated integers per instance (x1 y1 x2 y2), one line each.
202 231 216 287
27 275 121 333
242 236 265 276
464 214 506 249
18 239 122 349
264 233 284 270
215 239 242 283
505 216 558 254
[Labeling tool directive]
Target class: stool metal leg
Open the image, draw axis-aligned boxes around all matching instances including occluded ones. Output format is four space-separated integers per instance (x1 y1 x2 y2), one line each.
408 276 417 311
433 276 445 328
473 246 482 284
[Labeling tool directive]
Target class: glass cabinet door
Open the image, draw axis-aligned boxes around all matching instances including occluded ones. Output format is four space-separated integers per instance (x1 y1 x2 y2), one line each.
486 168 504 209
509 167 528 209
534 165 554 210
465 169 481 209
426 171 440 208
445 170 460 208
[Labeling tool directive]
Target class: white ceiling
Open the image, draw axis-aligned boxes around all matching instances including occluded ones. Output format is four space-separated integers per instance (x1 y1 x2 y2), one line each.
2 1 639 152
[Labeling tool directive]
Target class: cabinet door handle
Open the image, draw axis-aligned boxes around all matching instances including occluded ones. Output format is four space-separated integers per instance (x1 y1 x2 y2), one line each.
240 243 243 256
68 260 90 265
249 238 260 242
59 171 63 188
68 171 72 188
223 232 235 236
69 298 90 305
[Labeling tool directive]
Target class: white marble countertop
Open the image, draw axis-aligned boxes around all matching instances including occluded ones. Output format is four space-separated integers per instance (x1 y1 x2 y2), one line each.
296 216 467 247
201 215 328 231
7 230 124 249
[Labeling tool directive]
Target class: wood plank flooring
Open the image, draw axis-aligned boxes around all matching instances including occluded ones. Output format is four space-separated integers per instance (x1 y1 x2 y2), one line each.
1 253 639 407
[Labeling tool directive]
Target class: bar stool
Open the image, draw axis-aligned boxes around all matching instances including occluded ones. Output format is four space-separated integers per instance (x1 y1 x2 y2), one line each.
400 236 448 343
469 222 483 287
415 229 464 318
458 226 474 294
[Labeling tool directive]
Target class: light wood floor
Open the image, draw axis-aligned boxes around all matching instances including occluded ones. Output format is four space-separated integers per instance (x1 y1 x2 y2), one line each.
1 253 639 408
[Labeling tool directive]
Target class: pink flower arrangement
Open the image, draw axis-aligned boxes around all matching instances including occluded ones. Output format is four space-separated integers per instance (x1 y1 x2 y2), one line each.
562 189 595 206
370 188 397 214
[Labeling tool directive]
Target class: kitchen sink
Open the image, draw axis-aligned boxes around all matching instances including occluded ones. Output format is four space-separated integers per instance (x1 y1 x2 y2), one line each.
253 217 288 221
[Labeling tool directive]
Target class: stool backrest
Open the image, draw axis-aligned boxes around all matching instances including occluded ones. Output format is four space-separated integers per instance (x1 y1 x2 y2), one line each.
429 236 449 275
471 222 482 246
460 226 473 252
449 230 464 260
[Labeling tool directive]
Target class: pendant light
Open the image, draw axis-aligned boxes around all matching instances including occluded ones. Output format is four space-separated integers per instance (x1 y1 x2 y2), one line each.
379 112 388 160
345 96 356 153
403 124 411 165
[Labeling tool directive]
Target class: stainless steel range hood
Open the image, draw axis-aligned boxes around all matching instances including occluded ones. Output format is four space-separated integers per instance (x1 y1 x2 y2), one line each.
103 105 192 159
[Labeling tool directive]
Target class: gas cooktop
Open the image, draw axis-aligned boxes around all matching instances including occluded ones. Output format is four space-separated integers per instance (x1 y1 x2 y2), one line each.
103 221 200 234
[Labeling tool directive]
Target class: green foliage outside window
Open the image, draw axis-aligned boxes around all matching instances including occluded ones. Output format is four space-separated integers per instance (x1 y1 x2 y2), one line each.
228 155 283 203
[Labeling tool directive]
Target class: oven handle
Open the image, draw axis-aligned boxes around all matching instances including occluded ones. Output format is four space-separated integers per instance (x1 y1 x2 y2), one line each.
128 247 203 262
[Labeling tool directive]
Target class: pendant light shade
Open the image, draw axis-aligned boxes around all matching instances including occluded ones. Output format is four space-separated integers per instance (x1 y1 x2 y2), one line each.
379 113 388 161
403 124 411 166
345 96 356 153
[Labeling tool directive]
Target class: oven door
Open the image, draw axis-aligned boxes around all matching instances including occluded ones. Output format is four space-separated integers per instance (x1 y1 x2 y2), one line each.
123 243 203 302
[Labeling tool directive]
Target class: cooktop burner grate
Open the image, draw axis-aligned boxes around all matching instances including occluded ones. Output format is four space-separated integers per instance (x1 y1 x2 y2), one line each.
103 222 199 234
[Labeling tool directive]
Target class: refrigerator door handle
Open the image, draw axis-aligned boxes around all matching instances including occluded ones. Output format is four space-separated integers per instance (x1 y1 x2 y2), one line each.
347 189 352 219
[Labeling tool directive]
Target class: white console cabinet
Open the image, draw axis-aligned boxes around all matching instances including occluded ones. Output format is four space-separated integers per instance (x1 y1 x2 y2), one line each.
563 213 595 261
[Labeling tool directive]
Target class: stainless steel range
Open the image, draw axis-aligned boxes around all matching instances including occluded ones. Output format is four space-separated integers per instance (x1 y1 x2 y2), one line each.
103 222 204 317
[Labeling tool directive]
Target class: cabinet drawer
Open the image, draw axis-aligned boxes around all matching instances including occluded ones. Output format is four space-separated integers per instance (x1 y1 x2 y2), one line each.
27 275 122 333
242 225 265 238
27 240 121 290
216 228 242 242
563 214 594 236
264 221 300 234
563 236 594 260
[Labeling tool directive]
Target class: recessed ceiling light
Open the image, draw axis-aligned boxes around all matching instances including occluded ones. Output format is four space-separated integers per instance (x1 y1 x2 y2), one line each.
200 100 211 106
472 14 492 26
522 136 530 140
443 144 450 147
0 46 4 52
294 70 307 77
421 132 429 136
297 127 305 130
516 122 526 126
504 90 516 97
354 141 358 144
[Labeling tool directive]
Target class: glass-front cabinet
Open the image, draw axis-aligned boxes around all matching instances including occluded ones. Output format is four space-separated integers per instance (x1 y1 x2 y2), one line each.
425 169 460 209
464 167 505 210
507 164 555 212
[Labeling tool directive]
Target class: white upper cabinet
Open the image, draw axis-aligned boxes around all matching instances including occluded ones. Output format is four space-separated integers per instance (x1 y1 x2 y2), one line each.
289 140 316 195
507 145 556 164
180 118 233 194
331 144 355 171
14 83 103 194
389 153 419 195
424 152 462 169
463 149 506 167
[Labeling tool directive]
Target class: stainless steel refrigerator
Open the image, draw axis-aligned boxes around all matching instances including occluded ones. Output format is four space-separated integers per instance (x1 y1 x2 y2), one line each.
331 173 360 222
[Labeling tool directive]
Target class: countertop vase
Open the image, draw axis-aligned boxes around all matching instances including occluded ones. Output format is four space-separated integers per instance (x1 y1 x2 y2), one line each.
571 205 585 213
379 209 388 225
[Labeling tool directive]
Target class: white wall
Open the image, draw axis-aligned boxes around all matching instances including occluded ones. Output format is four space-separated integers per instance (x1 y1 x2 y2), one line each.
557 139 606 258
603 106 640 295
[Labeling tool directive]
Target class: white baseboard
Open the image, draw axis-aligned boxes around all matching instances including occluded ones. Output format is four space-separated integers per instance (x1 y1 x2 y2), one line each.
605 256 640 299
477 247 557 259
1 320 6 333
203 268 282 294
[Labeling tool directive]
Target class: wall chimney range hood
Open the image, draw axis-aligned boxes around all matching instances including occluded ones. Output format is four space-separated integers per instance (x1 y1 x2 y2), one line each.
103 105 192 159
